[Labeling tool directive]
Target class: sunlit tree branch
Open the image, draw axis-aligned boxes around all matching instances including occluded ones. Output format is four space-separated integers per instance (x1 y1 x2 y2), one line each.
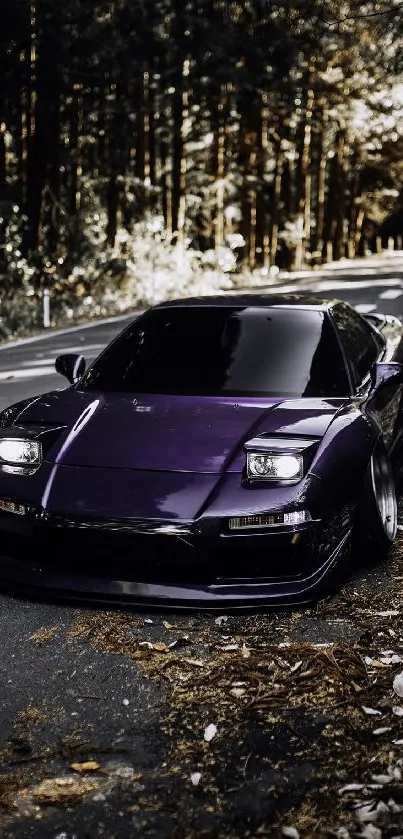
327 1 403 25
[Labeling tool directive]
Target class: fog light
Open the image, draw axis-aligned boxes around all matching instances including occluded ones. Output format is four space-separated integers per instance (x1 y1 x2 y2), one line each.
284 511 310 525
247 452 303 481
0 438 42 466
0 499 25 515
228 510 311 530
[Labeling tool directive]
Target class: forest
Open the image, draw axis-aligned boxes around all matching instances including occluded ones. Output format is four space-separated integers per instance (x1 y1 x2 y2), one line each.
1 0 403 335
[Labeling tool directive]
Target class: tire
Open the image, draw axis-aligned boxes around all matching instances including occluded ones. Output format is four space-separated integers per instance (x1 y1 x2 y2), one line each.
354 442 397 561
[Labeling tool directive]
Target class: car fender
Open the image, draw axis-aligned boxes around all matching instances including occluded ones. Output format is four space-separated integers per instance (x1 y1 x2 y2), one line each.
227 397 346 472
307 402 379 505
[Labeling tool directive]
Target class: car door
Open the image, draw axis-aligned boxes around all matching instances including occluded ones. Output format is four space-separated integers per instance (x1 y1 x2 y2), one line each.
331 302 403 451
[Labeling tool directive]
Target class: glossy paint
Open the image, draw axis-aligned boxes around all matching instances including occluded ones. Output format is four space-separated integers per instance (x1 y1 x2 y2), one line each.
0 294 403 607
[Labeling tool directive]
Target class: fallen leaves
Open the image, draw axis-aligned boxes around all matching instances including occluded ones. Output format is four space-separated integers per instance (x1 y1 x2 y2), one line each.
182 658 204 668
361 707 382 716
70 761 100 773
203 723 217 742
15 706 45 727
393 671 403 697
151 642 169 652
230 687 246 698
392 705 403 716
0 773 24 808
215 616 229 627
28 626 59 645
32 776 99 805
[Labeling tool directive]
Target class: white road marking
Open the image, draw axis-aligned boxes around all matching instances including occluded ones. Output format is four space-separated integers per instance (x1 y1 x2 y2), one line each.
34 343 104 358
0 312 142 352
354 303 377 313
271 278 403 294
0 366 58 382
22 359 55 367
378 289 403 300
39 343 105 355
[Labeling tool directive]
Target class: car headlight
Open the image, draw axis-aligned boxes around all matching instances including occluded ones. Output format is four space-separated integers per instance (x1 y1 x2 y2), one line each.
247 452 303 481
0 438 42 466
244 436 320 484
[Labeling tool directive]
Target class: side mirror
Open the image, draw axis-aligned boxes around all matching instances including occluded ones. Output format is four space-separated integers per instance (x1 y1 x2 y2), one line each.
55 354 86 384
370 361 403 393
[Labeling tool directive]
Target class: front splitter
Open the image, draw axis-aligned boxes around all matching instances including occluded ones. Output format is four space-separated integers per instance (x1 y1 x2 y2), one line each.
0 530 351 609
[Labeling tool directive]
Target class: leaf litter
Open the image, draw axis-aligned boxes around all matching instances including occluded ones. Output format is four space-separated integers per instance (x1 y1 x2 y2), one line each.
3 516 403 835
62 519 403 837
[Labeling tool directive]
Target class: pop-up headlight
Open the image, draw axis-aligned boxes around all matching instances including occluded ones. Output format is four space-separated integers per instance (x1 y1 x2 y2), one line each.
0 438 42 467
245 436 319 484
247 453 303 481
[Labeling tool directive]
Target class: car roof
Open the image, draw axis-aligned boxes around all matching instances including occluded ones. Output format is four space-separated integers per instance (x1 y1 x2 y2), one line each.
155 293 337 311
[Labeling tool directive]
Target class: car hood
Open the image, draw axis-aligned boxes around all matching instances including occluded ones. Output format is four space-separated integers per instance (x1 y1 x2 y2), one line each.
16 390 345 474
18 390 280 473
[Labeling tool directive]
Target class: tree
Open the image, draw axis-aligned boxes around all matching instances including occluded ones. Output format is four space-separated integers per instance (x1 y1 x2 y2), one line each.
1 0 403 334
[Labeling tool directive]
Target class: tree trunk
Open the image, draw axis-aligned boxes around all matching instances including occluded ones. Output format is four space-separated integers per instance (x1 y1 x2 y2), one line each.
297 84 314 267
314 107 327 260
333 128 349 260
255 96 267 268
156 47 172 233
215 87 226 249
171 0 186 237
270 140 284 267
347 143 361 258
143 68 151 187
106 175 118 245
260 97 270 270
249 147 257 270
177 59 190 244
134 71 145 186
69 85 83 217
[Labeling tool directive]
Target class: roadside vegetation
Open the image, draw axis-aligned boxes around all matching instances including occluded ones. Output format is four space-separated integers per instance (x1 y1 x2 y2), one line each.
2 1 403 337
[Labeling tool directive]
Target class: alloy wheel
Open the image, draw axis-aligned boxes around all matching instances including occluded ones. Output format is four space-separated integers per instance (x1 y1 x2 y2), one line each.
371 450 397 541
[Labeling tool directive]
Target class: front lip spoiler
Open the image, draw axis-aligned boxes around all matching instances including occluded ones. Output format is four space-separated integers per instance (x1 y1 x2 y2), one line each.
46 515 195 537
0 531 351 609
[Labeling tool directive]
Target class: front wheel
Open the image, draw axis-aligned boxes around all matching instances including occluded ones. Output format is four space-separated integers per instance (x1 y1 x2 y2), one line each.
354 443 397 561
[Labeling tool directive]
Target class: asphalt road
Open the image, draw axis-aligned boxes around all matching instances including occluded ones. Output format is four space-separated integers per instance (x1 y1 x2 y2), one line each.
1 255 403 838
0 313 136 412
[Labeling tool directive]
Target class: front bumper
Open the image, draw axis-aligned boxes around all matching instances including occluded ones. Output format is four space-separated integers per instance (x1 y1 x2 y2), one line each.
0 506 352 607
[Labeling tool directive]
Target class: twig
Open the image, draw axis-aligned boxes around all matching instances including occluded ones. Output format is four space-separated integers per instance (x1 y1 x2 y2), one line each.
242 751 253 779
328 2 403 25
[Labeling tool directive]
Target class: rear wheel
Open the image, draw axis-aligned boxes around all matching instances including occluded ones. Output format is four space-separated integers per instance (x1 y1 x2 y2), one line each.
354 443 397 561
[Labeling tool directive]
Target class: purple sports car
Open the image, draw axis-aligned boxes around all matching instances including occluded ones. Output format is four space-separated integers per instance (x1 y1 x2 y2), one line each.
0 294 402 607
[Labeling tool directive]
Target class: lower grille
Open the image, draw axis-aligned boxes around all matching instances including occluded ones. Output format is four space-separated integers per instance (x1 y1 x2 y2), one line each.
1 528 203 581
0 525 305 583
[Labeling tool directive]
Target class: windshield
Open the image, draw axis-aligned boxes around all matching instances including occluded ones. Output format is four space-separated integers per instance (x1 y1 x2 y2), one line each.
80 305 349 398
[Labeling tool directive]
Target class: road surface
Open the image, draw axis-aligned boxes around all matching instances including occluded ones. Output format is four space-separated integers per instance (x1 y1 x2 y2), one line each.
0 314 135 412
1 255 403 838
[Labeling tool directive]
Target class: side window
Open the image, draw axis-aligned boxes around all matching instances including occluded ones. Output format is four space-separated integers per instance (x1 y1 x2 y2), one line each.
332 304 379 386
372 328 386 355
364 315 387 354
302 315 351 397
